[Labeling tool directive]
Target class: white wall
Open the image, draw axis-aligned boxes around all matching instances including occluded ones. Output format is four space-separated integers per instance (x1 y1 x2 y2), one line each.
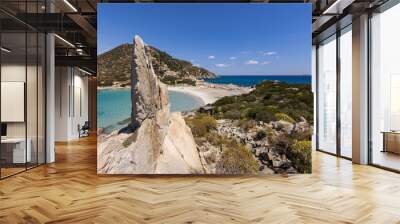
1 64 26 141
55 66 69 141
72 73 89 138
1 63 46 164
1 64 30 139
54 67 89 141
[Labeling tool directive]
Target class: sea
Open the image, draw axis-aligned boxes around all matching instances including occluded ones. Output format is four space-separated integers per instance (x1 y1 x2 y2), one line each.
98 89 203 131
204 75 311 86
98 75 311 132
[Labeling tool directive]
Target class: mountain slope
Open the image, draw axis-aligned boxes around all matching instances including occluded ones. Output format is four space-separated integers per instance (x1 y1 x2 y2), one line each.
98 44 216 86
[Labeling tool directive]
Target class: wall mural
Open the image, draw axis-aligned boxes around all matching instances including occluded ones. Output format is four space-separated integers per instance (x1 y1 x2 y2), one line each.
97 4 313 174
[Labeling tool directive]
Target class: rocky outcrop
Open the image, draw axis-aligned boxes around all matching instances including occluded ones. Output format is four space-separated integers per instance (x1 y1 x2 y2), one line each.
209 119 303 174
97 35 204 174
155 113 205 174
127 35 170 134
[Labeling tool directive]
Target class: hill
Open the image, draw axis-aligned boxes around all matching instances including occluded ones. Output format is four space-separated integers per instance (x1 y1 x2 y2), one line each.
98 44 216 86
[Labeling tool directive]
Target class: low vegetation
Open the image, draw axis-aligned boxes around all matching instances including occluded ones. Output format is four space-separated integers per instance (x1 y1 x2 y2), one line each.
186 113 259 174
212 81 313 123
160 75 197 86
216 138 259 174
268 131 312 174
122 134 136 148
275 112 295 123
237 119 256 131
289 140 312 173
147 46 215 82
184 81 313 174
185 113 217 137
254 130 267 141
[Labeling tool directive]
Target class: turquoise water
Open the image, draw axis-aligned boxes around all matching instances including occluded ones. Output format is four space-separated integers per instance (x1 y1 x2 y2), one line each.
97 89 203 131
169 90 203 112
98 76 310 132
204 75 311 86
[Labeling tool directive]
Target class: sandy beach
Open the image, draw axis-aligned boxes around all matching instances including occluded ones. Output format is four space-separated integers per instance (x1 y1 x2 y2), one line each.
99 81 252 106
168 82 252 105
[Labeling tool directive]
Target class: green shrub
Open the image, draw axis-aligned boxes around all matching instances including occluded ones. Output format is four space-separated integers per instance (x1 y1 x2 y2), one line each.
275 113 295 123
214 96 236 107
244 107 260 120
205 133 232 148
254 130 267 141
243 107 276 123
218 103 241 114
205 133 221 146
186 113 217 137
216 139 258 174
265 105 278 113
290 129 312 142
270 132 294 155
288 140 312 173
160 75 178 85
224 110 241 120
122 134 136 148
177 78 196 86
237 119 256 131
255 110 276 123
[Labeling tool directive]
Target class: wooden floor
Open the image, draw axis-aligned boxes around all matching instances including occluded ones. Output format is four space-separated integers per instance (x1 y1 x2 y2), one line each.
1 136 400 223
372 151 400 171
0 167 26 178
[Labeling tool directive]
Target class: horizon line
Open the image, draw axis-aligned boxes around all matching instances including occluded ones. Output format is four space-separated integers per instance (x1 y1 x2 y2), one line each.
214 74 311 76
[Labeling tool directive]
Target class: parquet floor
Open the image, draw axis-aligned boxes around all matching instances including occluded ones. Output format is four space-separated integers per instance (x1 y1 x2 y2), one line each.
0 167 26 178
1 136 400 224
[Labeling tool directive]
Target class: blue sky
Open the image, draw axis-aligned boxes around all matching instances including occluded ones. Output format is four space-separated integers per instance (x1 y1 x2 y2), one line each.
98 4 311 76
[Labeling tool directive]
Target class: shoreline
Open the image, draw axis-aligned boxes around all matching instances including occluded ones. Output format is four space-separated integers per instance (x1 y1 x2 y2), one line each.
98 85 131 90
168 89 206 106
168 86 211 105
168 82 252 105
99 81 253 106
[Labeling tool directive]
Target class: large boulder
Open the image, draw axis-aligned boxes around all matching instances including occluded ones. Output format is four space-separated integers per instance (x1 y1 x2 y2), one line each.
155 113 205 174
97 119 164 174
97 35 204 174
273 120 294 133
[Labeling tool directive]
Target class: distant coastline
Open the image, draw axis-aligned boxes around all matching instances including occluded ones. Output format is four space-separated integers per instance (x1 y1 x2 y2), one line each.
204 75 311 86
